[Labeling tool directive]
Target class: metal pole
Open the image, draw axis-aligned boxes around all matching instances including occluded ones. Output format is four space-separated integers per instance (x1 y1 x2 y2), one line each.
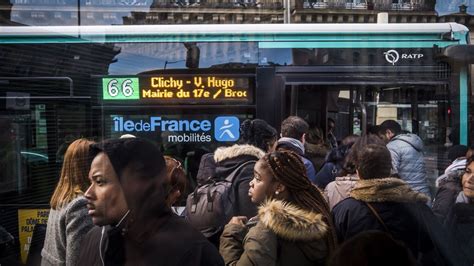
77 0 81 26
284 0 291 23
287 0 291 23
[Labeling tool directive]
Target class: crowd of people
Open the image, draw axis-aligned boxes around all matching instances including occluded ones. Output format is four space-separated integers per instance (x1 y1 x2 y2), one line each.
39 116 473 266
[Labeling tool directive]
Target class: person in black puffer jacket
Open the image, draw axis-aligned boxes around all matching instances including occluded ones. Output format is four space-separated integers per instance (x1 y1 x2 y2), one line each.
193 119 277 246
333 144 468 266
195 119 277 186
314 135 359 189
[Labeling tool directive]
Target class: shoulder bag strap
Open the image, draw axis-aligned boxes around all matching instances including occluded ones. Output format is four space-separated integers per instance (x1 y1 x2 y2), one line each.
365 202 392 235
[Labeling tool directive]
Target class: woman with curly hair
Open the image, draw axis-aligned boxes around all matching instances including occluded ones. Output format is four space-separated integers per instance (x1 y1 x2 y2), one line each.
220 150 337 265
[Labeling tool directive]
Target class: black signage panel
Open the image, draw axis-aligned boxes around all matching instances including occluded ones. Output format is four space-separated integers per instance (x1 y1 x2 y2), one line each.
102 74 254 105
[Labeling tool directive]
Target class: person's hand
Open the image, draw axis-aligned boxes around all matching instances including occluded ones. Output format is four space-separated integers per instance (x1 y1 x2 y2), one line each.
228 216 248 226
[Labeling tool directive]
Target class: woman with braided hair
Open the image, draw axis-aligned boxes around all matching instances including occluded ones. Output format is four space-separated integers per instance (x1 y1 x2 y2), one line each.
219 150 337 266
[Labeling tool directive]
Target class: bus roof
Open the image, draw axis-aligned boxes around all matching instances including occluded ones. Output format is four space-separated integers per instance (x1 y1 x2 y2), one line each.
0 23 468 37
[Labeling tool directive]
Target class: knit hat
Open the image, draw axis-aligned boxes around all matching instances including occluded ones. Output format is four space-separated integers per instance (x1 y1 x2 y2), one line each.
89 137 166 181
447 145 468 162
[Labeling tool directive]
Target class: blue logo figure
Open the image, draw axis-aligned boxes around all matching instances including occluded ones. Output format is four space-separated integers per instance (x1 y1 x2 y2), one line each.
215 116 239 142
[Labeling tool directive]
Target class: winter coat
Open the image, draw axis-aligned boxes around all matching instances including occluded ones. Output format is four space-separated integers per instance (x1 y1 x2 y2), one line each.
220 200 330 266
41 196 93 266
78 138 224 266
275 138 317 183
432 170 464 222
435 158 466 187
332 177 465 266
78 213 224 266
386 134 431 198
444 195 474 264
324 175 358 210
196 152 217 186
304 142 329 172
314 144 351 189
213 144 265 220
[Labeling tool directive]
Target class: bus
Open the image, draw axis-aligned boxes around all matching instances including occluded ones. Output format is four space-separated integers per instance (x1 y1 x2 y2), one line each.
0 23 472 263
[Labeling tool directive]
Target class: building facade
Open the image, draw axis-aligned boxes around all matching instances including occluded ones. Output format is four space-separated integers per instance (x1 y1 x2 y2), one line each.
0 0 471 29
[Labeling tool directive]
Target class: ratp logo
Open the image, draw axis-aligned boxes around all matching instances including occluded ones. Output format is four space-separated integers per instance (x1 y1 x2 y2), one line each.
214 116 240 142
383 50 400 65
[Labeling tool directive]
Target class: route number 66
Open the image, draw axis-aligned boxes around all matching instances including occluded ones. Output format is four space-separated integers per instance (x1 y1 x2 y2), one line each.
102 78 139 100
108 79 134 97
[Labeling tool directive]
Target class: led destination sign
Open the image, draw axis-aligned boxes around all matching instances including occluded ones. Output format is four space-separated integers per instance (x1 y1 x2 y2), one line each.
102 75 253 104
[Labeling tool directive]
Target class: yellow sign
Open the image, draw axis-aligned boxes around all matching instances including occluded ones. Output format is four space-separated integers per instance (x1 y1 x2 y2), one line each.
18 209 49 264
141 75 252 103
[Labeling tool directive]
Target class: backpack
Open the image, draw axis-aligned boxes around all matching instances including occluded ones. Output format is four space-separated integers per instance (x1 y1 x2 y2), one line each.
185 160 255 238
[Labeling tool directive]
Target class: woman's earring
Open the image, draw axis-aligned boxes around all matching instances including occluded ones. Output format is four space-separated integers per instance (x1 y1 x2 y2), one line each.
275 191 279 195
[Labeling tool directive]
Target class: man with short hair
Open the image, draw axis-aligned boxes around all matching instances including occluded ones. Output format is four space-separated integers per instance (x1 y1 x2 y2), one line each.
276 116 317 182
79 138 223 266
332 144 462 265
379 120 431 199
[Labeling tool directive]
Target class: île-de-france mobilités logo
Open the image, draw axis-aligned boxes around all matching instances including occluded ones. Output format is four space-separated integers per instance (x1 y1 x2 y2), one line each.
214 116 240 142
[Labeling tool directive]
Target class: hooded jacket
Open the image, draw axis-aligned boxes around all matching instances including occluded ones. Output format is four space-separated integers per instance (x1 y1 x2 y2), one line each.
433 169 464 221
332 178 465 266
196 152 217 186
78 213 224 266
386 134 430 198
435 158 466 187
213 144 265 220
314 144 351 189
78 138 224 266
324 174 359 210
220 200 330 266
276 138 317 183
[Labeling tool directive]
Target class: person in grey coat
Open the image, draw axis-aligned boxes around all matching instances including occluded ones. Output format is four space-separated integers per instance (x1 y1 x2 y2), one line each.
41 139 95 266
379 120 431 200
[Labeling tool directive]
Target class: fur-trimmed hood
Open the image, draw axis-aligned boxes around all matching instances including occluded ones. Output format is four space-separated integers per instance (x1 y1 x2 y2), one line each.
350 177 430 203
214 144 265 163
258 200 328 241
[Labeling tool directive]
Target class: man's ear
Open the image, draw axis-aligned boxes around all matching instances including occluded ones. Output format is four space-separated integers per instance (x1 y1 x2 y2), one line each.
301 133 306 144
386 129 395 139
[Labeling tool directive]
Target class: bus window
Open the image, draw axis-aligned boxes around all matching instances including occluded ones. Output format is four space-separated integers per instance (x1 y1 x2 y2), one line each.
362 85 450 194
284 82 450 195
284 85 356 144
0 117 27 194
